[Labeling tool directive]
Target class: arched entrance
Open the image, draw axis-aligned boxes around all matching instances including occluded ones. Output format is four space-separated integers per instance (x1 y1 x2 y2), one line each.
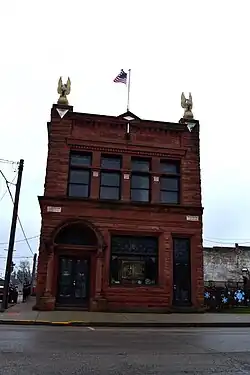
53 221 100 308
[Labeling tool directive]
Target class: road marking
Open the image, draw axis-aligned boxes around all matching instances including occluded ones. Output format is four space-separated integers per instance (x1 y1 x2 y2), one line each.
87 326 95 331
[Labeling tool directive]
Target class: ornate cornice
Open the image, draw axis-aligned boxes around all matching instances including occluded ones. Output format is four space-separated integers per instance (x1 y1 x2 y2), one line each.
66 138 187 158
65 111 188 133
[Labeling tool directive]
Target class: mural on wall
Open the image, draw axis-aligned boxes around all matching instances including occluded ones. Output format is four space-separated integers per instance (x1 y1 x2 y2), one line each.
203 246 250 283
203 246 250 310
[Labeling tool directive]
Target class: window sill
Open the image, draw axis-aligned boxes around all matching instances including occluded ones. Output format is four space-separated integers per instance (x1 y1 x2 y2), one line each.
39 195 203 212
108 284 161 289
67 197 180 206
160 202 180 205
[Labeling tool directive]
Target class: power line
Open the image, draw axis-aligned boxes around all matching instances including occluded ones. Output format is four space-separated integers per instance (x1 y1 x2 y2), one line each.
204 238 250 245
4 175 34 256
0 173 17 203
0 159 18 166
205 236 250 241
0 169 8 184
0 255 33 259
0 167 38 255
0 189 8 203
0 235 248 247
0 235 39 246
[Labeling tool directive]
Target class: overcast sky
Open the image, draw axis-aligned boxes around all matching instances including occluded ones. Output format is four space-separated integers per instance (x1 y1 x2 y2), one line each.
1 1 250 276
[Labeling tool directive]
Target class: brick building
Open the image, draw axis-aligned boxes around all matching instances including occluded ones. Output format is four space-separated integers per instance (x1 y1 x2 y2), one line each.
34 101 203 312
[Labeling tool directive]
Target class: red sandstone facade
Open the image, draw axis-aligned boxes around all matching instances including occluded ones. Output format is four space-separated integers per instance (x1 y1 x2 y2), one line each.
35 103 203 312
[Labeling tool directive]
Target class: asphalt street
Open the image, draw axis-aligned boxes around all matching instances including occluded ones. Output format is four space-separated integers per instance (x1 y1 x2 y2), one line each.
1 326 250 374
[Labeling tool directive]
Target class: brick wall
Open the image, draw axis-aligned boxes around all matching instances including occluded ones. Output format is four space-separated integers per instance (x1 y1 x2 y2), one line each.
36 105 203 310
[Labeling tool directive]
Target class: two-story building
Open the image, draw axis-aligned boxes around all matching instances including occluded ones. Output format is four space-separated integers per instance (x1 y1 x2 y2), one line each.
34 97 203 312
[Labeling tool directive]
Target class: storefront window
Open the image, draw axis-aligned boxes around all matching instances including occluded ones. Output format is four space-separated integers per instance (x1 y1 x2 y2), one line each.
110 236 158 286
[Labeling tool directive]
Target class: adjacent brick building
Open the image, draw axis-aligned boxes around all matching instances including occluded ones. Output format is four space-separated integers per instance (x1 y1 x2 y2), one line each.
34 102 203 312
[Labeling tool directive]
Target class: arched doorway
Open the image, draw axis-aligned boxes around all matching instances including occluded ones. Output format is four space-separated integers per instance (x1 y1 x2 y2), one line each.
53 221 99 308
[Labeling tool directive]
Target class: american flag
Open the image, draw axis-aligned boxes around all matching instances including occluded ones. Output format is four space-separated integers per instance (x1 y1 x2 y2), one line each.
113 69 127 84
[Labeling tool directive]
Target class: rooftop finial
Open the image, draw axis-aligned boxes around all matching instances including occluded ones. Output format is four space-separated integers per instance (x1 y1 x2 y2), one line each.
181 92 194 120
57 77 71 105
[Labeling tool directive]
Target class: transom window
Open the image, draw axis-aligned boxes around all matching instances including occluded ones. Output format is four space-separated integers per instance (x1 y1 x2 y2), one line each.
131 159 150 172
101 156 121 169
70 154 91 167
100 155 121 200
130 158 151 202
68 152 92 198
110 235 158 286
160 161 180 204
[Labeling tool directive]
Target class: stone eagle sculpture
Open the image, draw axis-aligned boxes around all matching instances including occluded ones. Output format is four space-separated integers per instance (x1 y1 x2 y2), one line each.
57 77 71 105
181 92 193 119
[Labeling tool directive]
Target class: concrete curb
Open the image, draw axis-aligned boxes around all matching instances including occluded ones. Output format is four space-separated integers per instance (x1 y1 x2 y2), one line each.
1 320 250 328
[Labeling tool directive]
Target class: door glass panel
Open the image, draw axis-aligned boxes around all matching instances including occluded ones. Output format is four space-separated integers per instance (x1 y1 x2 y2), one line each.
58 258 73 298
172 238 191 306
74 259 87 299
57 257 89 305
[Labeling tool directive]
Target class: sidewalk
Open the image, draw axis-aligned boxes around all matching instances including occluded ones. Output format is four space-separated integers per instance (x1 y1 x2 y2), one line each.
1 298 250 327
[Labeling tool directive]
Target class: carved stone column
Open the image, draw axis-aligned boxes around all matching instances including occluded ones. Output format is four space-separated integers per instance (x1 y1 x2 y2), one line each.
35 241 56 311
95 252 103 298
91 249 107 311
45 252 55 295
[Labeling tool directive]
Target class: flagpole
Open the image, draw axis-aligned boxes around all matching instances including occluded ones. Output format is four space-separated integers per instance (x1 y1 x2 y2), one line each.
126 69 131 112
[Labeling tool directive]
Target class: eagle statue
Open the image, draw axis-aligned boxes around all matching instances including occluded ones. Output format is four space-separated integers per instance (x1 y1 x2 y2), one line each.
57 77 71 105
181 92 194 119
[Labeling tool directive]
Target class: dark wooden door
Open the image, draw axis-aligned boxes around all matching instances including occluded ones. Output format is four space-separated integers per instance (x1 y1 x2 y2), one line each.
172 238 192 306
57 256 90 306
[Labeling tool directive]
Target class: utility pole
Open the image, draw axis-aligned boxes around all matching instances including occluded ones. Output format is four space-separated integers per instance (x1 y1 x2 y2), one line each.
30 253 37 295
0 159 24 311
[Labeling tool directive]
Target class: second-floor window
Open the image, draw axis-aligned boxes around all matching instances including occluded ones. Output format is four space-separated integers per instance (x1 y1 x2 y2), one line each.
68 152 92 198
160 161 180 204
131 158 150 202
100 155 121 200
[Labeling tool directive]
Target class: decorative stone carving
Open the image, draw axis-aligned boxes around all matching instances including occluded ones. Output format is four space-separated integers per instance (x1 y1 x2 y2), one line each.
57 77 71 105
181 92 194 119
